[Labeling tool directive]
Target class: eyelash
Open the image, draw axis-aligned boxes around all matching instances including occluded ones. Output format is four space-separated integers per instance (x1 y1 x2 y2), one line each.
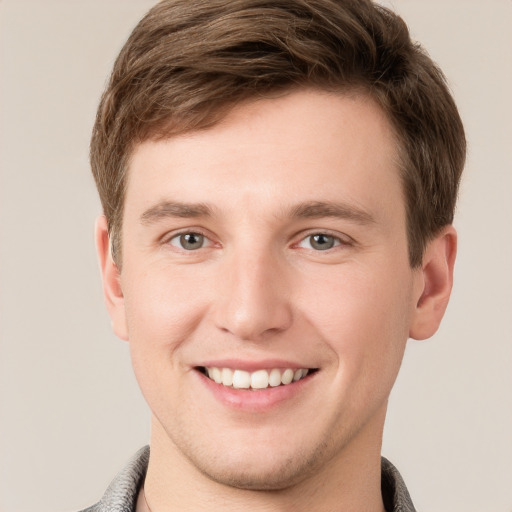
297 234 340 251
294 230 353 252
165 229 213 251
164 229 352 253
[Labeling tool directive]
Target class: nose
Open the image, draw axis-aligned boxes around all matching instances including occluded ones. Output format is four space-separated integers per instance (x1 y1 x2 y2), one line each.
213 247 293 342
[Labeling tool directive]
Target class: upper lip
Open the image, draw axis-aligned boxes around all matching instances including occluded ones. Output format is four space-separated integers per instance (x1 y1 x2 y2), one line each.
196 359 316 372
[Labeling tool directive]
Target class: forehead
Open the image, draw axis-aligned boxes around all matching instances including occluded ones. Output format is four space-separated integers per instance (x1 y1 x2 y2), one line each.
124 89 403 223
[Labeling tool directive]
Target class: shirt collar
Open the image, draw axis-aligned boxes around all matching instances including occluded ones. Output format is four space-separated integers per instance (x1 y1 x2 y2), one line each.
87 447 416 512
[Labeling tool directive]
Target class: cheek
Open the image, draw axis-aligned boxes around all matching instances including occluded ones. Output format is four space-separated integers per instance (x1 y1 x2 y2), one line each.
300 263 413 384
121 267 211 399
122 265 208 345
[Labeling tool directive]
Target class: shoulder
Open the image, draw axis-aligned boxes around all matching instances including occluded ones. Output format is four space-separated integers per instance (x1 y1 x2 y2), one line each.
381 457 417 512
77 446 150 512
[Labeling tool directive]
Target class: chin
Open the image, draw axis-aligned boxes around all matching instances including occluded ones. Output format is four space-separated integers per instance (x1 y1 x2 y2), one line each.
187 437 332 491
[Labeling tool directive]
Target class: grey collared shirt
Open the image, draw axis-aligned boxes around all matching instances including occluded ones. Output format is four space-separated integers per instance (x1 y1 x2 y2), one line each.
79 446 416 512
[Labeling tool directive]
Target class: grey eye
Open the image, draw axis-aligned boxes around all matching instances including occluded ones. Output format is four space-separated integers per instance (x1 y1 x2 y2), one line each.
309 234 335 250
298 233 340 251
170 232 206 250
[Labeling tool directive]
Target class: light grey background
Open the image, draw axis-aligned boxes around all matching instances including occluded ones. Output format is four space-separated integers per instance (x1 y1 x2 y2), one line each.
1 1 511 511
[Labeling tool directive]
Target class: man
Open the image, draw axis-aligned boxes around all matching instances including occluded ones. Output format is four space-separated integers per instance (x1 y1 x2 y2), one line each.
83 0 465 510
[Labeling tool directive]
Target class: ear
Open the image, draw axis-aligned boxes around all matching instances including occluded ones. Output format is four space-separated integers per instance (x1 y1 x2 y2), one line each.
95 215 129 341
409 225 457 340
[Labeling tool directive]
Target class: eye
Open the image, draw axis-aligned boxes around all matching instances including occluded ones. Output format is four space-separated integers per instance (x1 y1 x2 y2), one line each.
298 233 341 251
169 232 210 250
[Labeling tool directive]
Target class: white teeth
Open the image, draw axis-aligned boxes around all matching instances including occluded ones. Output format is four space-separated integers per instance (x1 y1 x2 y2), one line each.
281 368 294 385
250 369 269 389
221 368 233 386
204 366 311 389
210 367 222 384
268 368 282 387
232 370 251 389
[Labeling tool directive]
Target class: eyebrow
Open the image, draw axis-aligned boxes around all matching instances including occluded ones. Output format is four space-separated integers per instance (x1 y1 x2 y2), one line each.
290 201 376 225
139 199 375 226
140 200 213 224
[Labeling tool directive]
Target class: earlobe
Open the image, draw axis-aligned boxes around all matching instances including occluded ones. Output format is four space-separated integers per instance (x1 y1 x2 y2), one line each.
95 216 129 341
409 226 457 340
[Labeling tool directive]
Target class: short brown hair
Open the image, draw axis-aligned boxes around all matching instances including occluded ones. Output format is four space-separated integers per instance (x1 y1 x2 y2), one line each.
90 0 466 267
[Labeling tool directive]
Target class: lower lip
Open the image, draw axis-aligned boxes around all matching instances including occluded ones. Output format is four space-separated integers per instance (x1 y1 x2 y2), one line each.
196 371 315 412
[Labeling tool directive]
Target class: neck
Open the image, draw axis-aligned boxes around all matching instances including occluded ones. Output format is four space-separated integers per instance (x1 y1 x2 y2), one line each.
142 409 387 512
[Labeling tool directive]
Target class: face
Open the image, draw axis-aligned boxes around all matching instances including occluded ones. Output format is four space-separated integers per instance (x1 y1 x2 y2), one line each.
99 89 447 490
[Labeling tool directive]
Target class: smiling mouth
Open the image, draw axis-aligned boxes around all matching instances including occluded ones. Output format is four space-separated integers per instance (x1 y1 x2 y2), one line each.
196 366 317 390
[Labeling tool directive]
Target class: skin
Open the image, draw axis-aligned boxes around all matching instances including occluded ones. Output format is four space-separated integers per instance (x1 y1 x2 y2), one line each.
97 89 456 512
